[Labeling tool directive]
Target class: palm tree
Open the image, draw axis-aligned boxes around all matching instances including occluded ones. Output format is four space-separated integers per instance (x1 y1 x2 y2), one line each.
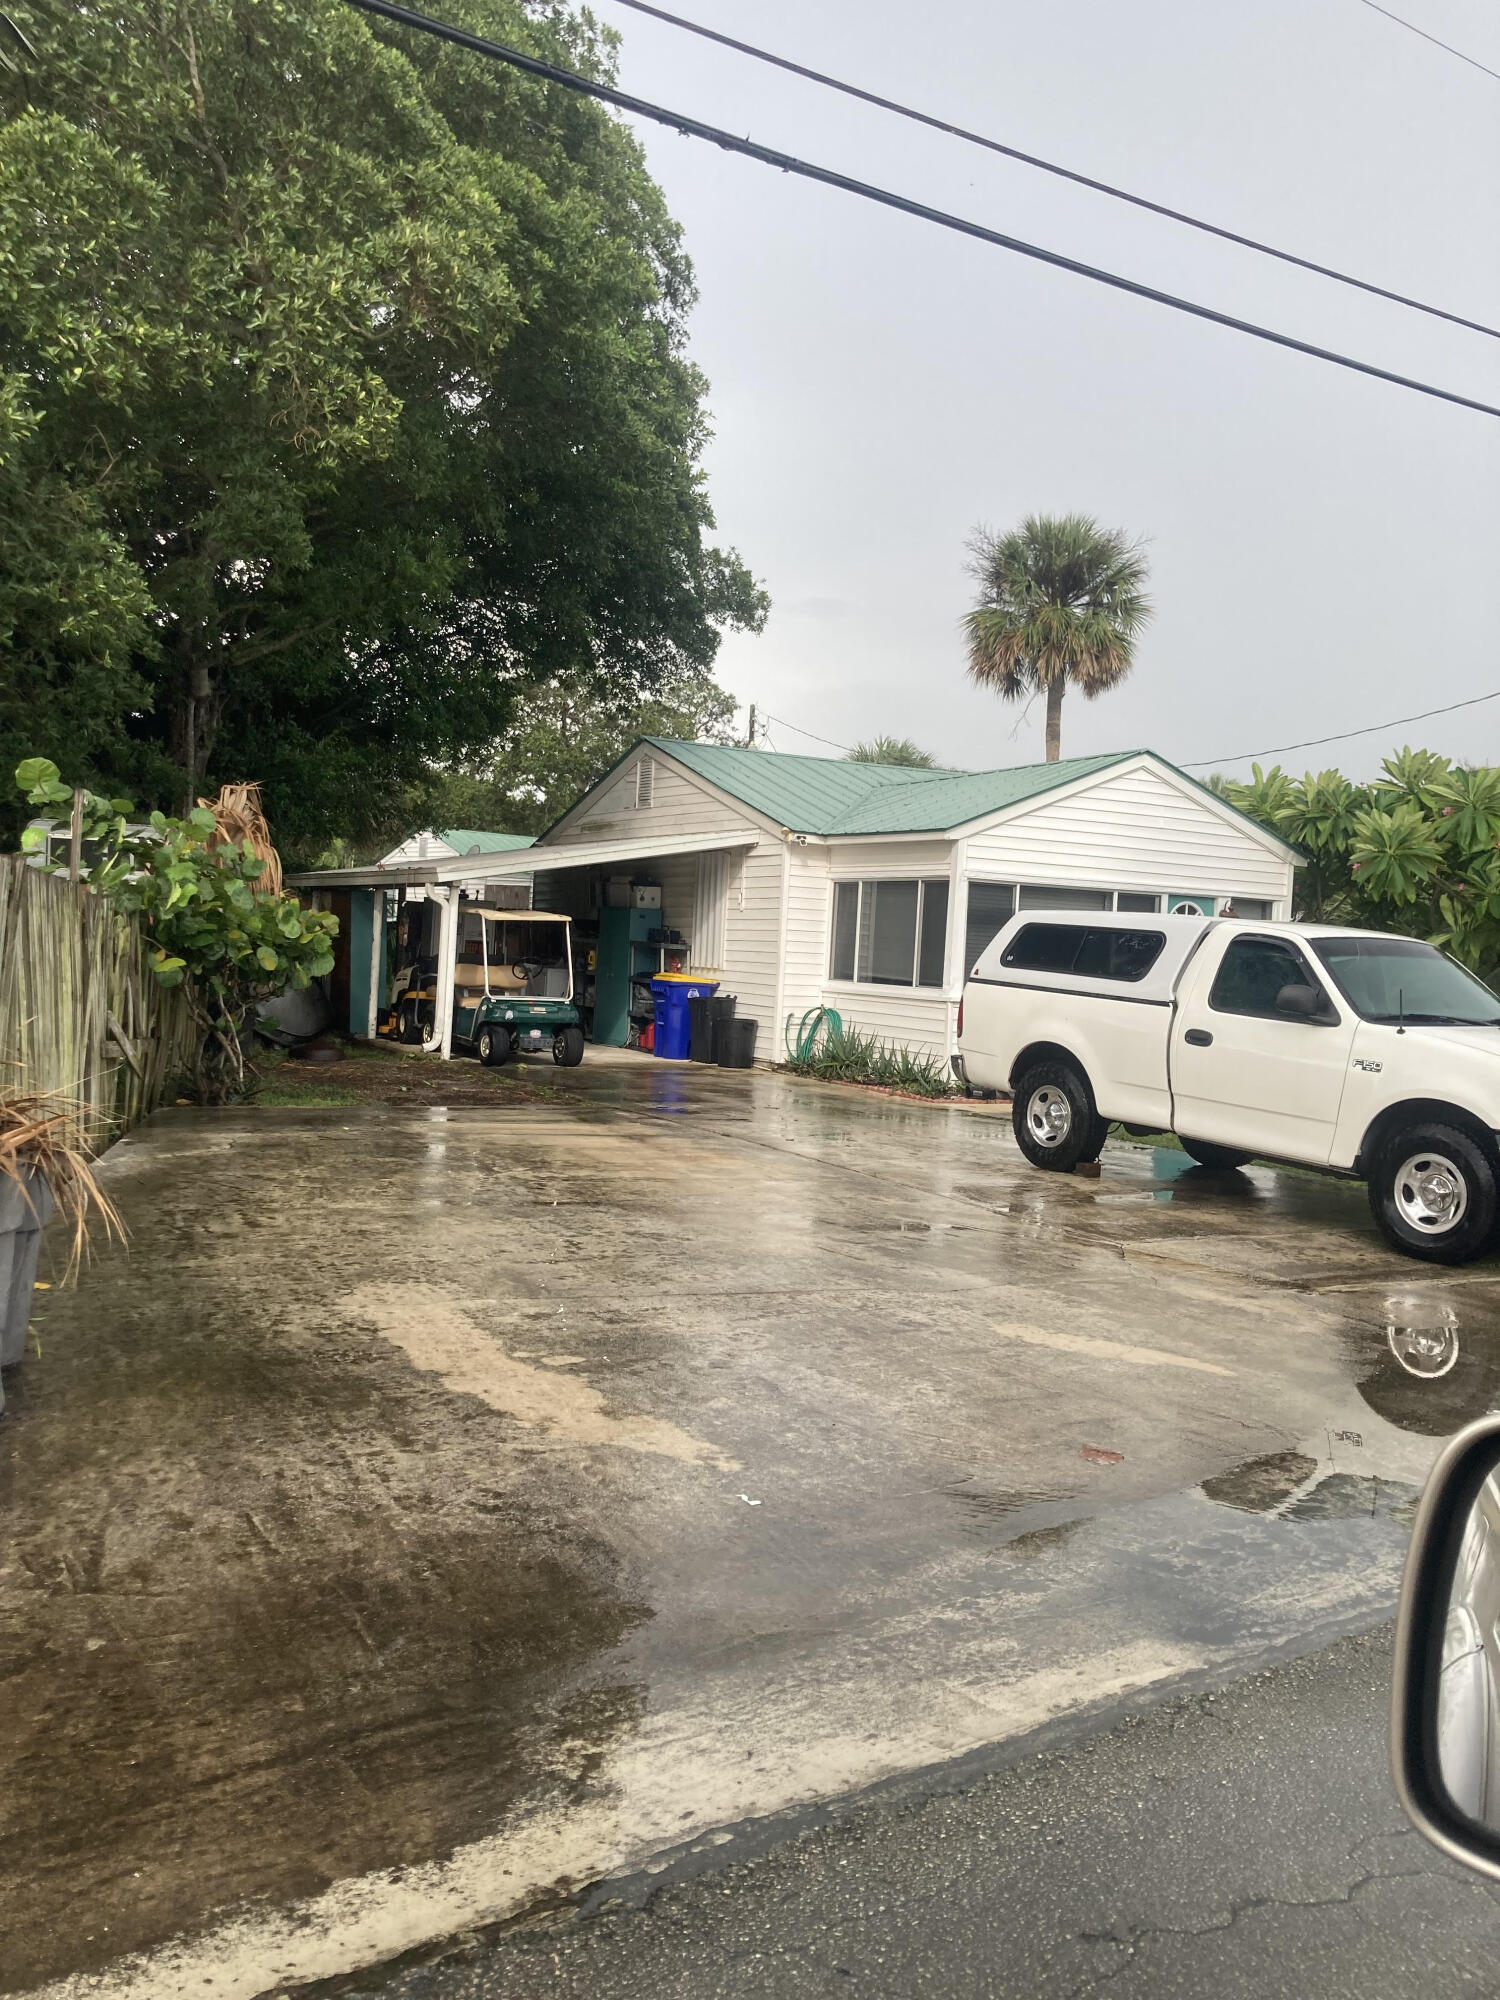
846 736 937 768
0 5 35 71
964 514 1151 763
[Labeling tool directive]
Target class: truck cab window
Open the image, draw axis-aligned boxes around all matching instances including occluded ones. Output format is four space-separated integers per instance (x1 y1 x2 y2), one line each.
1210 936 1325 1020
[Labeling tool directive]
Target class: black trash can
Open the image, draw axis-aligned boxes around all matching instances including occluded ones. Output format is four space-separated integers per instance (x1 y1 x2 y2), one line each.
688 993 715 1063
707 992 736 1062
716 1017 758 1068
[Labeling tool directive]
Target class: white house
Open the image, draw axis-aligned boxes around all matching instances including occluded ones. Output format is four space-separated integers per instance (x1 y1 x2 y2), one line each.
290 741 1299 1064
529 739 1299 1064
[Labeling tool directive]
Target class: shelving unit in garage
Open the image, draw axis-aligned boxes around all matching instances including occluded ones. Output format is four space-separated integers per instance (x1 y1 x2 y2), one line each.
591 888 687 1044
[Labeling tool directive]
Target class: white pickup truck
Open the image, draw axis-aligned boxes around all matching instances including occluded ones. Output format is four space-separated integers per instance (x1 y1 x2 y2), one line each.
955 911 1500 1264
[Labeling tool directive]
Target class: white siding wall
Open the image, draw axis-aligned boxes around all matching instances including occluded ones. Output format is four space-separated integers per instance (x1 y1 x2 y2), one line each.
782 846 833 1034
790 838 956 1065
962 764 1294 908
545 752 766 845
720 844 783 1052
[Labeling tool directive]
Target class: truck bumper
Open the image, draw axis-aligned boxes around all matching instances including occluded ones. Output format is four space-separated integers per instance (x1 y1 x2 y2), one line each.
950 1054 968 1086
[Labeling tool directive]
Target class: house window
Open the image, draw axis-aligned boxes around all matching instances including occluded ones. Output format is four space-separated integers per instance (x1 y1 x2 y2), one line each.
1117 892 1161 913
829 879 949 988
964 881 1015 976
633 757 655 809
1017 884 1111 911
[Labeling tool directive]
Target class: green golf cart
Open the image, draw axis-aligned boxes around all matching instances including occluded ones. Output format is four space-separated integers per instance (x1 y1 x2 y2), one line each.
451 908 584 1067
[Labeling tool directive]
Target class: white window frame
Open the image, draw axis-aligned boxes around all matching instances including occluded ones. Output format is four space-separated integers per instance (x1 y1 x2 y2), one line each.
827 877 951 991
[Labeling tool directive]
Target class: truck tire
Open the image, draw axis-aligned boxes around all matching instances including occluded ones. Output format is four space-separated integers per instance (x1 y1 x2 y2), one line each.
553 1026 585 1067
1013 1059 1108 1173
477 1024 511 1068
1179 1136 1254 1170
1368 1122 1499 1264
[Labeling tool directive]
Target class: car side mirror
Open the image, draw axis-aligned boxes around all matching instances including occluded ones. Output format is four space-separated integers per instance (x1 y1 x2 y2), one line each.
1392 1414 1500 1878
1274 982 1321 1017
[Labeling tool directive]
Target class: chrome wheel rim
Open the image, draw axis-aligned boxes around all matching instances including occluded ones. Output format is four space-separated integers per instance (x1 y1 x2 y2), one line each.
1026 1085 1073 1149
1393 1152 1468 1235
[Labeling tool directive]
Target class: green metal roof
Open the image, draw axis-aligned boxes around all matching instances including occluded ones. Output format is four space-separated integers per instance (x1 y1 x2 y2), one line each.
644 740 1139 836
440 828 536 854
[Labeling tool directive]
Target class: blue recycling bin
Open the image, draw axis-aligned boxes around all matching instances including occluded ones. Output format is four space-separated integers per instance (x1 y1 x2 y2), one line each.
651 975 717 1060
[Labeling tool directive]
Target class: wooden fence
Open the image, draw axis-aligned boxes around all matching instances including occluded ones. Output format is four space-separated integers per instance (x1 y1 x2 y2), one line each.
0 854 197 1151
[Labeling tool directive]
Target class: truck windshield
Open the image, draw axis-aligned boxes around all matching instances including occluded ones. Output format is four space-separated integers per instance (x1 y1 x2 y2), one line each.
1310 936 1500 1026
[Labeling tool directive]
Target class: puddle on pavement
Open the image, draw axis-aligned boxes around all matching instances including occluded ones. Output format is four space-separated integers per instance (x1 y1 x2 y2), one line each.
1339 1297 1500 1437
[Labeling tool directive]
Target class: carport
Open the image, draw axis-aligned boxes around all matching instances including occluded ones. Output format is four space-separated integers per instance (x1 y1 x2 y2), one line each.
287 829 757 1058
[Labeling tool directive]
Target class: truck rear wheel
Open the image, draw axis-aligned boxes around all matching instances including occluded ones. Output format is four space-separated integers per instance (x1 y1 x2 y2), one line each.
1179 1136 1254 1170
477 1024 511 1068
553 1026 585 1067
1012 1060 1108 1173
1368 1122 1499 1264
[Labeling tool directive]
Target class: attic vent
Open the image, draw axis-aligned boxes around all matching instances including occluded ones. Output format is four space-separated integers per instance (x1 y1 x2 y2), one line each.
634 757 655 809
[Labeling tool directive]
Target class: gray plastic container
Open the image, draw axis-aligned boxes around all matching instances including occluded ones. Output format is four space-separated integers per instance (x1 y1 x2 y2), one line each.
0 1172 54 1407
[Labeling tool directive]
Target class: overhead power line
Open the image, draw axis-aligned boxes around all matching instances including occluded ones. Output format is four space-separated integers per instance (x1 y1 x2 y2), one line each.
344 0 1500 420
1356 0 1500 83
604 0 1500 344
762 713 854 752
1182 687 1500 768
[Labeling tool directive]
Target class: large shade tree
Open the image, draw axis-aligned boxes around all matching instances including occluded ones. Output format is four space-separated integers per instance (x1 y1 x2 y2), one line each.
0 0 765 852
964 514 1150 762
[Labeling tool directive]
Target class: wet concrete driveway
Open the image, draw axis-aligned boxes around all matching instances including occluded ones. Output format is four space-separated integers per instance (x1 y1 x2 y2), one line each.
5 1052 1500 1997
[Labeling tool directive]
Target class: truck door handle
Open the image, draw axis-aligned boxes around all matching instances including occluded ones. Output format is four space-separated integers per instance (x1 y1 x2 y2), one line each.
1184 1028 1213 1047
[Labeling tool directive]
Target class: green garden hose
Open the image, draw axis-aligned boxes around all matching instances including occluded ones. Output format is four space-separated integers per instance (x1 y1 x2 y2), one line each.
784 1005 842 1062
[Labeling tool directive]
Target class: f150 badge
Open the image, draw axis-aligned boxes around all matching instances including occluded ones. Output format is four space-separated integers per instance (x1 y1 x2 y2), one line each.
1352 1057 1383 1073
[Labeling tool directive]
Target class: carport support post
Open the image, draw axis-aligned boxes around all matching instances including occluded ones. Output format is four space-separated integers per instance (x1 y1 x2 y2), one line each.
425 886 458 1060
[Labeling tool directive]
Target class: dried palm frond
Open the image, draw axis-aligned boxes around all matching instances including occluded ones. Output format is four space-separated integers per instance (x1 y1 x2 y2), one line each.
0 1091 126 1281
196 781 283 897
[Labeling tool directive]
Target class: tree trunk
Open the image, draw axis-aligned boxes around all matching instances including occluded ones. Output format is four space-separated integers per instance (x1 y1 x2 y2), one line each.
1044 678 1064 762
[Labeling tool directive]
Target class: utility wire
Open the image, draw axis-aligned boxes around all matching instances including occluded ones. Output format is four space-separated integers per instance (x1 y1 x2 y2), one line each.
1182 687 1500 767
763 713 855 753
343 0 1500 420
604 0 1500 344
1356 0 1500 83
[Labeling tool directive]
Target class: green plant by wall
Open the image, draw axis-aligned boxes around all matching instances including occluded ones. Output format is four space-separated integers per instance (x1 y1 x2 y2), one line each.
1213 750 1500 983
784 1019 956 1099
16 758 335 1100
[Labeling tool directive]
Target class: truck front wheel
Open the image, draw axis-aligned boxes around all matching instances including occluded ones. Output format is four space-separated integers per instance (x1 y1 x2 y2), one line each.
1368 1123 1500 1264
1012 1060 1108 1173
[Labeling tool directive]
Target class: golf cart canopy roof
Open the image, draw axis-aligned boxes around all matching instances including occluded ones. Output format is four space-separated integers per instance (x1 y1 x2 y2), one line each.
470 908 570 923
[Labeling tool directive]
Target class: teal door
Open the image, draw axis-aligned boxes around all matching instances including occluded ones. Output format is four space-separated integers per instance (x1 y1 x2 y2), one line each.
1168 894 1215 917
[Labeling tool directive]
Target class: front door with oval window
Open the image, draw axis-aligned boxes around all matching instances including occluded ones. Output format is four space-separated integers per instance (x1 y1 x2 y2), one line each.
1169 894 1215 916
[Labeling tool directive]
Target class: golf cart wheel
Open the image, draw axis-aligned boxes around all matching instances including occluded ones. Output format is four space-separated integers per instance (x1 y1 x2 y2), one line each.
1012 1059 1108 1173
477 1024 511 1068
553 1026 585 1067
1368 1122 1499 1265
1179 1136 1254 1170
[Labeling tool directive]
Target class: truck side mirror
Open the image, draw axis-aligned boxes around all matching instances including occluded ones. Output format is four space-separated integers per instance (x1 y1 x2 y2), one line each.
1274 982 1321 1017
1392 1414 1500 1879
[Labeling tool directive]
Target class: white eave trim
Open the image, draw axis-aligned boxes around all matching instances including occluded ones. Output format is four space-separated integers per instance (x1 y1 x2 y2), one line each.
286 863 440 889
485 828 759 878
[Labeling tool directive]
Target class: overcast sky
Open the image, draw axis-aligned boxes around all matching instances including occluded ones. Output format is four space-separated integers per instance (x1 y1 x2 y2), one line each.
595 0 1500 781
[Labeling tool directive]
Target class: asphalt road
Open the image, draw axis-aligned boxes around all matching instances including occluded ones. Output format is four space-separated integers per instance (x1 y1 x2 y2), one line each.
357 1625 1500 2000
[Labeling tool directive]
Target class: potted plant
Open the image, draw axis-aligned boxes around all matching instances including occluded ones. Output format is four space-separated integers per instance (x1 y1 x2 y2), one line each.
0 1096 122 1411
